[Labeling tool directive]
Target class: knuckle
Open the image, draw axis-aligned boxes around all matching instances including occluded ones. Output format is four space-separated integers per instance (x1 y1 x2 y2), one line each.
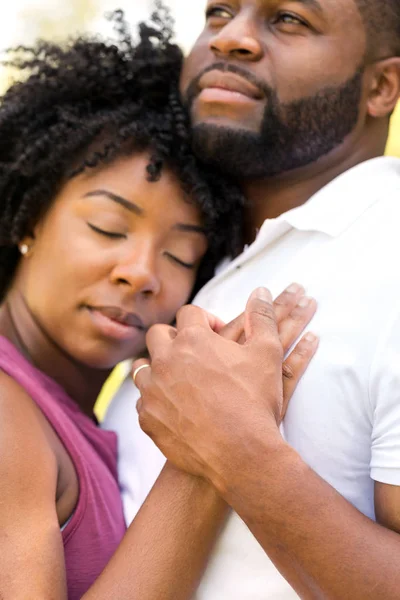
176 304 189 321
138 410 150 434
293 298 317 318
268 337 284 356
256 302 276 319
177 304 199 322
282 362 295 381
146 323 163 338
150 356 168 377
137 399 157 434
293 342 313 359
274 291 296 309
274 295 289 308
179 324 202 344
288 306 311 323
258 337 283 362
251 304 277 328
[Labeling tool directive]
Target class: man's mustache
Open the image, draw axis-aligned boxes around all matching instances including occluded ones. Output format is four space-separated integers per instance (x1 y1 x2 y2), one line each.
184 62 271 107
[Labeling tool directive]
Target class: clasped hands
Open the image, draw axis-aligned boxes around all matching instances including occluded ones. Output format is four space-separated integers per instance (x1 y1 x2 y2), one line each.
133 284 317 493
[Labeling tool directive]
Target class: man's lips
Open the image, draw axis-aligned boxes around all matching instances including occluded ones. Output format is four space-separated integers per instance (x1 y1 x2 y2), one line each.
88 306 146 330
198 71 264 100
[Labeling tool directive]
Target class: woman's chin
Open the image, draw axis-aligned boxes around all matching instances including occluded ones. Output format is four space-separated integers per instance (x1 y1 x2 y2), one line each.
68 340 144 371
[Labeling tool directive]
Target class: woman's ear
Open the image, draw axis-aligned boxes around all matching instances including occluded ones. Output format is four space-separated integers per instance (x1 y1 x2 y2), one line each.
18 234 35 258
366 57 400 118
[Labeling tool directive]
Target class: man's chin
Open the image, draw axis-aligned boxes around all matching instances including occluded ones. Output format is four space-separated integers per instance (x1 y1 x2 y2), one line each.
190 123 268 179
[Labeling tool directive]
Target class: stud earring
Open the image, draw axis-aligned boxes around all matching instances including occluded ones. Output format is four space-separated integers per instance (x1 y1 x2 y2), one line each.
19 243 30 256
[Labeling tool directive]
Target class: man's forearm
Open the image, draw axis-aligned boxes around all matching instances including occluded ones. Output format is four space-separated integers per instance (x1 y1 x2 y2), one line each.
217 439 400 599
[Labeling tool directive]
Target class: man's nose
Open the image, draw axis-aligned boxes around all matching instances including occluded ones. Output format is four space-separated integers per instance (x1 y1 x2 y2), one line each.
110 245 161 297
209 14 263 62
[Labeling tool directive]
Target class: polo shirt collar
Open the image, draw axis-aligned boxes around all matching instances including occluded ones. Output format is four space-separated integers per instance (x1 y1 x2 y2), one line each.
202 157 400 291
280 156 400 238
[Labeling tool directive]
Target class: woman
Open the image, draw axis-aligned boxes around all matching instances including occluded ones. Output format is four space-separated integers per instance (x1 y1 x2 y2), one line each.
0 6 317 600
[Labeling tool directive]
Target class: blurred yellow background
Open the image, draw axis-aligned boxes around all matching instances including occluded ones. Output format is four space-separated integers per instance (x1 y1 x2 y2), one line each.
2 0 400 418
387 104 400 156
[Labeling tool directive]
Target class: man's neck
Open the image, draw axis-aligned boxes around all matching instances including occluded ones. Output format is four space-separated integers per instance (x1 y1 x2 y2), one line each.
241 130 387 243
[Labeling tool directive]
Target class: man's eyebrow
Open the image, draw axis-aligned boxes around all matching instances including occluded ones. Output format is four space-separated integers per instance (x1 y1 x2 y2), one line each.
83 190 143 215
173 223 207 235
296 0 323 13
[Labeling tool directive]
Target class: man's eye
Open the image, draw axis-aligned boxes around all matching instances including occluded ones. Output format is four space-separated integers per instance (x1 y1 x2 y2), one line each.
88 223 126 239
164 252 196 270
274 12 307 27
206 5 232 20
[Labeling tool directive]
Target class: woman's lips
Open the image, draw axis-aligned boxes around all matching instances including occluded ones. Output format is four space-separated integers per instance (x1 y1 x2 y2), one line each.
87 306 146 342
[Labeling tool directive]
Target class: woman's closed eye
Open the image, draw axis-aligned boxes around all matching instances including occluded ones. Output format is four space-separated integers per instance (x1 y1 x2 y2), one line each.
87 223 127 240
164 251 196 270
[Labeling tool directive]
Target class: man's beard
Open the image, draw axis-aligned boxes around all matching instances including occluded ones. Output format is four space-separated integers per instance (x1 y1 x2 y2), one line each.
187 68 364 180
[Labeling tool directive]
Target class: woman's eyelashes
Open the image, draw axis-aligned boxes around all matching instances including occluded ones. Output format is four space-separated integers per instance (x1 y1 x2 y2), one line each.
164 252 196 270
88 223 126 239
88 222 197 270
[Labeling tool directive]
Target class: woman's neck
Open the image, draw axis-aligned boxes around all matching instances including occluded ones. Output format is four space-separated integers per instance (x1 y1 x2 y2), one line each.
0 290 111 417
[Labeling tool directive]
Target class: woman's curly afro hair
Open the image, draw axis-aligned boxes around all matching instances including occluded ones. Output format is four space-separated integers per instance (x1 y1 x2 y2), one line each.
0 2 245 300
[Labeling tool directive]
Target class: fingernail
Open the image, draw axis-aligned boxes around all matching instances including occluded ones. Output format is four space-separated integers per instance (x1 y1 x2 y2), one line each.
252 287 272 302
286 283 303 294
304 332 317 343
298 296 312 308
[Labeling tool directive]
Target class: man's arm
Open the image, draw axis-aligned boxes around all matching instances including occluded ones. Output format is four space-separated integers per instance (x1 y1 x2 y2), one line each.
136 287 400 599
218 438 400 599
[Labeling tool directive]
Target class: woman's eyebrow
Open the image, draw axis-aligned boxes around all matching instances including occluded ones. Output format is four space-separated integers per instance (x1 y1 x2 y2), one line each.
83 189 143 215
83 189 206 234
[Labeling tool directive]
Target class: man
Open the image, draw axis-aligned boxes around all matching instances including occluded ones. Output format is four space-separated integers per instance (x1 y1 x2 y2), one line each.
104 0 400 597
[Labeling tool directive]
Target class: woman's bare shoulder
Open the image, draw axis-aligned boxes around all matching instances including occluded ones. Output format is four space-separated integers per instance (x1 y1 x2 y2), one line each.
0 370 67 597
0 368 57 483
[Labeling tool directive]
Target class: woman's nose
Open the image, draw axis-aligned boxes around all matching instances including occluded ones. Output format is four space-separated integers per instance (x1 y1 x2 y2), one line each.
110 246 161 297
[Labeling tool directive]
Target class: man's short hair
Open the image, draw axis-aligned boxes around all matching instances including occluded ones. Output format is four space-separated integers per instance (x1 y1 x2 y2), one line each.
356 0 400 57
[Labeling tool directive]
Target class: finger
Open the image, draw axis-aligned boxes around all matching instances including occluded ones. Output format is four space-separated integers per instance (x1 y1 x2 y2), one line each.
219 312 245 342
175 304 215 332
273 283 305 324
281 332 319 421
244 287 279 349
203 311 226 334
146 324 177 358
279 297 317 354
132 358 152 394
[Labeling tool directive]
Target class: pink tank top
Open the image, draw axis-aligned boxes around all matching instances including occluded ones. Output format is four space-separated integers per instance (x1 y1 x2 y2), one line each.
0 336 126 599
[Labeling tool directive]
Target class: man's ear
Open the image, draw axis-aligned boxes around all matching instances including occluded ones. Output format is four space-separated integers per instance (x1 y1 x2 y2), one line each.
366 57 400 118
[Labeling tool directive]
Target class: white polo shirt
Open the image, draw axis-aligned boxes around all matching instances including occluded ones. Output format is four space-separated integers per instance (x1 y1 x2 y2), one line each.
104 157 400 599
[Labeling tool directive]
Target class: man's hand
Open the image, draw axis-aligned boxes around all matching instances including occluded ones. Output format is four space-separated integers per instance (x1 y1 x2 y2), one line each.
133 285 317 489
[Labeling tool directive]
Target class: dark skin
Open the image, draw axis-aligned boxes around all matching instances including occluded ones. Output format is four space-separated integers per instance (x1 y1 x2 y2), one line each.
180 0 400 234
133 0 400 598
0 144 316 598
2 153 208 414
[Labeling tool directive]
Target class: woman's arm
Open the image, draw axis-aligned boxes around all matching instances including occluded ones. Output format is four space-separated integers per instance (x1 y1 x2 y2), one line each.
0 371 226 600
84 464 226 600
0 373 67 599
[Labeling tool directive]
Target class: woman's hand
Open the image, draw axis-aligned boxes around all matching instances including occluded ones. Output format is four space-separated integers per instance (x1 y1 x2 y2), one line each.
216 282 317 421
